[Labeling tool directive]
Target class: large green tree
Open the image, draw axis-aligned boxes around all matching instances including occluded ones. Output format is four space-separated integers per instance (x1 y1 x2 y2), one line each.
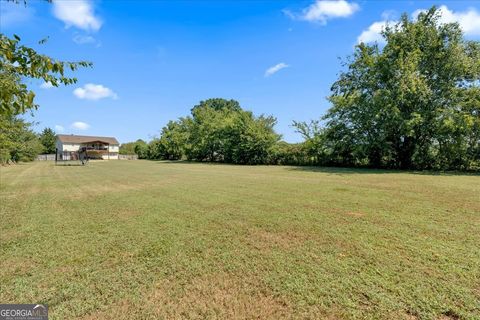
310 7 480 170
148 119 190 160
38 127 56 154
119 141 138 155
191 98 242 113
133 140 149 159
0 114 43 163
186 98 280 164
149 98 280 164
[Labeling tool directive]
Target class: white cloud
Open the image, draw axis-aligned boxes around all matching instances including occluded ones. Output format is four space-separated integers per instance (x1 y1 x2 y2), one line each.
71 122 90 130
73 34 96 44
359 6 480 45
54 125 65 132
413 5 480 36
52 0 102 32
357 21 390 44
73 84 118 100
287 0 359 24
264 63 289 77
40 82 54 89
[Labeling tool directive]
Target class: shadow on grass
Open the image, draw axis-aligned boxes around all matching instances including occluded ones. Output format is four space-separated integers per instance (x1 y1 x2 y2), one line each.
54 162 86 167
151 160 479 176
287 166 479 176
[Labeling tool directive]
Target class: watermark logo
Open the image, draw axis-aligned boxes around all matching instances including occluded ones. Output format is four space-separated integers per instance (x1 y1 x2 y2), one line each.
0 304 48 320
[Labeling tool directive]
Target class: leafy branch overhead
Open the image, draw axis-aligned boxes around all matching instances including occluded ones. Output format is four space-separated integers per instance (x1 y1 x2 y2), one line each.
0 34 92 115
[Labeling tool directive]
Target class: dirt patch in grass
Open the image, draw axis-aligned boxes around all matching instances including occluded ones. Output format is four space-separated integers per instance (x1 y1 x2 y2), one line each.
113 209 144 221
0 229 24 243
80 298 134 320
245 228 310 251
345 211 365 217
64 183 141 200
473 285 480 299
438 310 461 320
81 272 293 320
152 273 292 319
0 257 37 278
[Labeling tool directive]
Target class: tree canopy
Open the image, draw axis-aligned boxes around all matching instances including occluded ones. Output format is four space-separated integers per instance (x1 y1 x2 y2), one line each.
191 98 242 113
38 127 56 154
120 139 143 154
0 114 42 163
296 7 480 170
148 98 280 164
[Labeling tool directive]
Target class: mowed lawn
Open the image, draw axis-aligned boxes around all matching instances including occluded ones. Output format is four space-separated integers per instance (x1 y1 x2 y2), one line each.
0 161 479 319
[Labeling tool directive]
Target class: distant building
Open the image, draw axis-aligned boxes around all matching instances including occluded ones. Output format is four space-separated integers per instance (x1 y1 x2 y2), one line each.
56 134 120 160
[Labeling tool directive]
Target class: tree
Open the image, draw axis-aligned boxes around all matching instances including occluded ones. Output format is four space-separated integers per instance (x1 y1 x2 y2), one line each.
185 98 280 164
38 127 56 153
191 98 242 113
120 139 149 158
146 98 280 164
120 139 145 155
0 35 92 115
0 114 42 163
292 120 329 165
134 140 149 159
187 101 232 161
224 112 280 164
148 119 190 160
319 6 480 170
119 142 137 155
268 141 309 165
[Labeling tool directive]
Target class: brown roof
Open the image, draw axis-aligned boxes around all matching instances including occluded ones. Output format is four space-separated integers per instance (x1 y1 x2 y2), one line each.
57 134 119 145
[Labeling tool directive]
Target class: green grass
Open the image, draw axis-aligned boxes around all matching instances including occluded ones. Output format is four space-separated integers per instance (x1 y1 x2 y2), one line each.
1 161 479 319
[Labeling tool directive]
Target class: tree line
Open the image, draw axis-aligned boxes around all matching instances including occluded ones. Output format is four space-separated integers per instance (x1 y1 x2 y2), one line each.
121 98 280 164
122 7 480 170
2 7 479 170
121 8 479 171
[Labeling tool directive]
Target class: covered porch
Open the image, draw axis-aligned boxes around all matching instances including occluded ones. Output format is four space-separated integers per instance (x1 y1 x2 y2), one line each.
80 140 115 160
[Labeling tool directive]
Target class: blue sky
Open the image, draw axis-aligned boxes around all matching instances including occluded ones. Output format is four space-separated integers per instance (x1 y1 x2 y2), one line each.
2 0 479 143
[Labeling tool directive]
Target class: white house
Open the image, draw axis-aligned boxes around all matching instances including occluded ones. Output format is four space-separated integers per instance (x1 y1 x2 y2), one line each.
56 134 120 160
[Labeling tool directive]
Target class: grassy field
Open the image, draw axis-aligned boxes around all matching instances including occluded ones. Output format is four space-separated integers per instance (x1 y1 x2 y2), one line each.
0 161 479 319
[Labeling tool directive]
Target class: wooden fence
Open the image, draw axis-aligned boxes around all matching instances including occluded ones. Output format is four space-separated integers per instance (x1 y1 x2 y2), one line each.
119 154 138 160
36 154 56 161
37 154 138 161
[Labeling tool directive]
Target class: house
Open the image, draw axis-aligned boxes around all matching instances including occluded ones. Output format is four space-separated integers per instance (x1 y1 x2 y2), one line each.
56 134 120 160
